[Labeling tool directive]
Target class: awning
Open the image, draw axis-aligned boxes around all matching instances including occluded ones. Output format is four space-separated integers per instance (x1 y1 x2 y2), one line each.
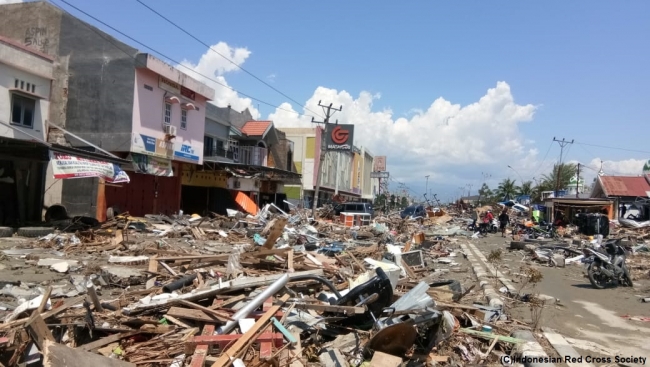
233 191 259 215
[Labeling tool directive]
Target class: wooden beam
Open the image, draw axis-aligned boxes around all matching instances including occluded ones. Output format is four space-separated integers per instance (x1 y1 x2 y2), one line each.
24 313 54 350
79 331 141 352
189 324 215 367
211 294 290 367
43 340 135 367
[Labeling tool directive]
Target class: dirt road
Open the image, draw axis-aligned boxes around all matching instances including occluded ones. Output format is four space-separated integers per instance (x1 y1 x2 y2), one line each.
470 235 650 365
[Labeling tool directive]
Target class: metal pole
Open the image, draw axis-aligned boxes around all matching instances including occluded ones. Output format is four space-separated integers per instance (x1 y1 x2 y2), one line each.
217 274 289 335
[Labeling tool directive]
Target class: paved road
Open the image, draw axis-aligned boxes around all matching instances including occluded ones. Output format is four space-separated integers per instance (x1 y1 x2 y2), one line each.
467 235 650 366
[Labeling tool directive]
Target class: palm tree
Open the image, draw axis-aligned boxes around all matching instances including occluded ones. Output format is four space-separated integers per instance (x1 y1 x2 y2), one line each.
518 181 534 196
541 163 577 192
496 178 518 200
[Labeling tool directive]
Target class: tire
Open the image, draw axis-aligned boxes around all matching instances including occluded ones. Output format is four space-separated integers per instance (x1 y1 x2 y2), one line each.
0 227 14 238
587 263 606 289
429 279 463 300
16 227 54 238
509 241 528 250
44 204 68 222
622 265 634 287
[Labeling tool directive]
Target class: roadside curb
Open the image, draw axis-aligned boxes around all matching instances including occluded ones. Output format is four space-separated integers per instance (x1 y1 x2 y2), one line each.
459 243 503 308
466 241 518 293
511 330 556 367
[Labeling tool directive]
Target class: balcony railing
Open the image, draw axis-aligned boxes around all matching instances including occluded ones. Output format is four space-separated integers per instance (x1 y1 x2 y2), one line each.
204 146 234 160
236 146 268 166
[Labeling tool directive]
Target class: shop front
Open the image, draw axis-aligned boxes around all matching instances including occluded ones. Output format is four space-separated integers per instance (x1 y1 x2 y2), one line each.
0 136 130 225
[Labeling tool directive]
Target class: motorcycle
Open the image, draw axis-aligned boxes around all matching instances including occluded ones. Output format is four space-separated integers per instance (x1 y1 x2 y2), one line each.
583 238 633 289
476 218 498 235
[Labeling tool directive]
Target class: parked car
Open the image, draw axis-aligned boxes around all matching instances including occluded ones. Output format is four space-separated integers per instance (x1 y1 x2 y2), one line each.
334 202 374 217
401 205 426 219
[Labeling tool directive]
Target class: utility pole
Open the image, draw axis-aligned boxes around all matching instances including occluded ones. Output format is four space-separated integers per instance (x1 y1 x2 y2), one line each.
552 137 574 197
576 163 580 198
311 101 343 218
425 175 430 199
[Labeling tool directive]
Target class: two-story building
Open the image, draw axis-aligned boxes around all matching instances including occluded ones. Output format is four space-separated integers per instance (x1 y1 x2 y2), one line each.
178 104 300 216
0 1 213 219
0 33 129 226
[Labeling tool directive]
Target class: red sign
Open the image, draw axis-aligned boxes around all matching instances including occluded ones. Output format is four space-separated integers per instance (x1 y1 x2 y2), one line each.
180 86 195 101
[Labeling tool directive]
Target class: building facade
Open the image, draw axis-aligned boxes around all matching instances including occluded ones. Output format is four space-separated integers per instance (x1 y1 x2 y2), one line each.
0 1 213 219
280 126 377 208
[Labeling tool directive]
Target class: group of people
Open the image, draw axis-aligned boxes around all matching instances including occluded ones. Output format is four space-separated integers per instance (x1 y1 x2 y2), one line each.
471 208 511 237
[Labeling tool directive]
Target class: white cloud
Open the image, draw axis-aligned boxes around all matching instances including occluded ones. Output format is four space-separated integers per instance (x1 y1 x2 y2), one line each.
270 82 538 186
178 42 260 118
588 158 647 177
267 73 277 83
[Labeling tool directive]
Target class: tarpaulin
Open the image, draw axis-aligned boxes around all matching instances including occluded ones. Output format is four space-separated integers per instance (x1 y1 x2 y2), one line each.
50 152 130 183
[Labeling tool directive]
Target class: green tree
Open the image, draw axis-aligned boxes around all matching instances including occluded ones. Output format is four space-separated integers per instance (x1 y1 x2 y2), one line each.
541 163 576 191
400 196 409 208
496 178 518 200
478 183 492 204
518 180 534 196
373 194 387 209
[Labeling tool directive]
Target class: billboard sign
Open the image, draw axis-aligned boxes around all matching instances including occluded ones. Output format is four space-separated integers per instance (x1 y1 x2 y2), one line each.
325 124 354 151
373 156 386 172
370 171 389 179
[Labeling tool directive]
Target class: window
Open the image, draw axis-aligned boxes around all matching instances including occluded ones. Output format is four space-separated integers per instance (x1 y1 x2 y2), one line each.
11 94 36 128
204 136 214 156
216 139 225 156
228 138 239 161
180 109 187 130
164 102 172 124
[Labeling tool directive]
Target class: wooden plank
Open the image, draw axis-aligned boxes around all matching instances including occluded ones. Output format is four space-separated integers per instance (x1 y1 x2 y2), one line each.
177 300 231 322
401 259 417 279
190 333 284 349
79 331 141 352
289 330 304 367
1 296 83 330
370 351 402 367
36 286 53 314
189 324 215 367
43 340 135 367
261 217 287 250
146 256 158 289
24 313 54 350
260 298 273 359
211 294 290 367
287 249 294 272
167 307 224 324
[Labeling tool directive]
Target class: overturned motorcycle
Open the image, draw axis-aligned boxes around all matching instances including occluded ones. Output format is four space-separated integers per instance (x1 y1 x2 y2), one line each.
583 238 633 289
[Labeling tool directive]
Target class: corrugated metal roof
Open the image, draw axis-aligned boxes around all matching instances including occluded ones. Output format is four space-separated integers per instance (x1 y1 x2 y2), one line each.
241 121 271 137
598 176 650 197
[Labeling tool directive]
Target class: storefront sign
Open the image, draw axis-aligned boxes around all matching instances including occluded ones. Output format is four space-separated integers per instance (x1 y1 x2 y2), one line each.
159 76 180 95
180 86 196 101
373 156 387 172
325 124 354 151
370 171 390 179
174 141 202 164
131 133 174 159
130 153 173 177
50 152 130 183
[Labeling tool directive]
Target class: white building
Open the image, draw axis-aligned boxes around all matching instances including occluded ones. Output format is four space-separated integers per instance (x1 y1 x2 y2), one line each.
0 35 54 225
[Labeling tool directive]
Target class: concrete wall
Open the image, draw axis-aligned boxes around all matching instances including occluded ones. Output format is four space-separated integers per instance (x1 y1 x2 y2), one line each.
0 2 66 130
205 118 229 139
0 40 53 141
280 127 316 190
362 148 374 199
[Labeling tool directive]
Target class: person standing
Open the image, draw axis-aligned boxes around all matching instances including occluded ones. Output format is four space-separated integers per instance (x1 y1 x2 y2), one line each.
498 209 510 237
471 210 478 229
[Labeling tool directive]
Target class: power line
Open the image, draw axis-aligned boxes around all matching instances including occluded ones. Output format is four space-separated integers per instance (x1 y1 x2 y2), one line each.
51 0 312 119
552 137 574 195
133 0 323 120
532 140 554 178
576 142 650 155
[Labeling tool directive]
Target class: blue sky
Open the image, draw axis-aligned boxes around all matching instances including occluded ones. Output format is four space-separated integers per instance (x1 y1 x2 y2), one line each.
45 0 650 201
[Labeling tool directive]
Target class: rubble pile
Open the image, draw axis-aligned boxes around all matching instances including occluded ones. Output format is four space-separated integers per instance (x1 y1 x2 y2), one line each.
0 205 565 367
